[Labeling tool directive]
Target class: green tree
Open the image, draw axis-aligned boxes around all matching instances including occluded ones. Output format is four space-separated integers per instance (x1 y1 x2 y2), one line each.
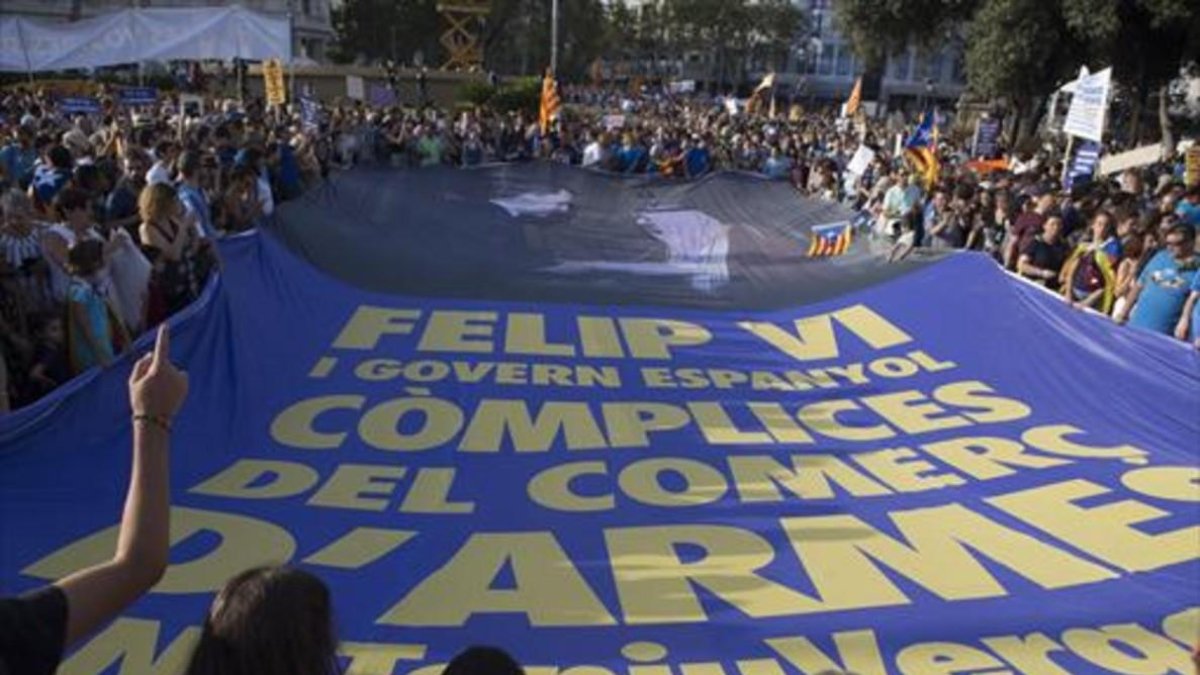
330 0 442 66
834 0 1198 145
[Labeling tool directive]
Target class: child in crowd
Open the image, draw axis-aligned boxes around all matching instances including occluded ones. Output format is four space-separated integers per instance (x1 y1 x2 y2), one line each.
64 240 128 374
27 314 69 398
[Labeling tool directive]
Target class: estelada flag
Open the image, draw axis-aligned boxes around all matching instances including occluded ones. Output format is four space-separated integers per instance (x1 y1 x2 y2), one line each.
807 221 853 257
539 68 561 135
844 76 862 117
904 110 940 187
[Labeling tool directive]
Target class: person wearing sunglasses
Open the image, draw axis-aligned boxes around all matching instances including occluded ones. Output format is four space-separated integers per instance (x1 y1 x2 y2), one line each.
1115 223 1199 338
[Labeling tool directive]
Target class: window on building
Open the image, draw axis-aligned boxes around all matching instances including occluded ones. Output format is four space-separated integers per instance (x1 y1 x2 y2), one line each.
836 47 853 76
818 45 836 76
889 49 911 81
303 0 312 15
951 49 967 83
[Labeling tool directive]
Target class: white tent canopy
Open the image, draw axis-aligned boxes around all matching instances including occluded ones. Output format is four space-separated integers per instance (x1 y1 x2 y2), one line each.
0 6 292 73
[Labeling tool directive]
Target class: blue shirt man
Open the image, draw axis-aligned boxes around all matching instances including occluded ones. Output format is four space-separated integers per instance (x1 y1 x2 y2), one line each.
684 143 711 178
1126 226 1199 335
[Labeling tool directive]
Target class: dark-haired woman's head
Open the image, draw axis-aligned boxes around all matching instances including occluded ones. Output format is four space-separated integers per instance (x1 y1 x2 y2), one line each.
184 566 338 675
443 646 525 675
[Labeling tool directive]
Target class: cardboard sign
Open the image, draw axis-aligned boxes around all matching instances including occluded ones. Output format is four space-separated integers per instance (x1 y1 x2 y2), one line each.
1187 146 1200 188
846 144 876 176
1097 143 1163 176
59 96 101 115
117 87 158 107
346 75 365 101
602 114 626 130
1062 67 1112 143
263 58 286 105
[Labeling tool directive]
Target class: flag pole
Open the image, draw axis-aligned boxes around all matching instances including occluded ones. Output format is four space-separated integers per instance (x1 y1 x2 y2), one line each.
550 0 559 74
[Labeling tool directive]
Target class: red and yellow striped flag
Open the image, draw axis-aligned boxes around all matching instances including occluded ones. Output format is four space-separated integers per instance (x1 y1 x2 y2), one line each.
844 76 862 117
539 68 561 135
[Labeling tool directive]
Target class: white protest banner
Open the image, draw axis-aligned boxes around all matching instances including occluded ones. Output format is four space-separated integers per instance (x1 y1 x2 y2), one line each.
846 144 876 176
668 80 696 94
1 7 290 72
346 75 365 101
1062 67 1112 143
602 114 626 130
1097 143 1163 176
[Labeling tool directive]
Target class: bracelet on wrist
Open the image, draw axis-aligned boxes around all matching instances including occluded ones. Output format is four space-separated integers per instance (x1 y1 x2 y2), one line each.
132 413 173 433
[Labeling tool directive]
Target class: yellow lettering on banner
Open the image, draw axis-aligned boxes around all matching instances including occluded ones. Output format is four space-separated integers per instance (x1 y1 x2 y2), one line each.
307 464 407 511
460 400 607 452
747 403 815 444
624 642 672 675
932 380 1031 423
738 304 913 362
784 370 838 390
852 448 965 493
341 641 428 675
642 367 676 388
688 402 773 445
764 630 887 675
333 307 421 349
356 359 404 381
379 532 615 627
734 659 786 675
1062 624 1194 674
619 318 712 359
981 633 1072 675
728 455 891 502
360 397 463 451
495 362 528 384
619 458 728 507
506 312 576 357
304 528 417 569
919 437 1070 480
860 390 971 434
400 468 475 514
867 356 919 378
418 311 497 353
797 399 893 442
1121 465 1200 503
820 363 870 385
58 618 199 675
679 664 728 675
895 642 1008 675
751 371 795 391
908 349 957 372
529 461 614 512
25 507 297 593
602 402 690 448
1022 424 1149 464
578 316 625 358
1161 607 1200 649
190 459 319 499
271 395 364 449
779 503 1115 612
988 478 1199 573
605 524 822 624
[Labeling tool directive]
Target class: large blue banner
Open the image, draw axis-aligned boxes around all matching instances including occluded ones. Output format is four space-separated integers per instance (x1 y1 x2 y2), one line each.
1 171 1198 674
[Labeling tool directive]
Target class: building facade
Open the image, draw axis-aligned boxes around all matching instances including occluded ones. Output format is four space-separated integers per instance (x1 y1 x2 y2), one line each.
1 0 335 62
780 0 966 107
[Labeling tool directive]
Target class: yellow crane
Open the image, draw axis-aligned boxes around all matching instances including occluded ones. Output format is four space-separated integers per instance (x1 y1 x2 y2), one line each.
437 1 492 71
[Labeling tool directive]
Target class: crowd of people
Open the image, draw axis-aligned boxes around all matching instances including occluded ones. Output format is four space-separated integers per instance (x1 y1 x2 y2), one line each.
2 81 1198 411
1 78 1199 675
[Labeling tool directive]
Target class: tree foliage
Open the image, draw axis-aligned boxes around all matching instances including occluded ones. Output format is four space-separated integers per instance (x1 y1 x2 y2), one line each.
834 0 1199 141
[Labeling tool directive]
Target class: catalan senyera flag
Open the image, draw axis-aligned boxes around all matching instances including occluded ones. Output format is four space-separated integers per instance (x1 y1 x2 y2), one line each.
807 221 853 257
904 110 940 188
539 68 561 136
844 76 862 117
